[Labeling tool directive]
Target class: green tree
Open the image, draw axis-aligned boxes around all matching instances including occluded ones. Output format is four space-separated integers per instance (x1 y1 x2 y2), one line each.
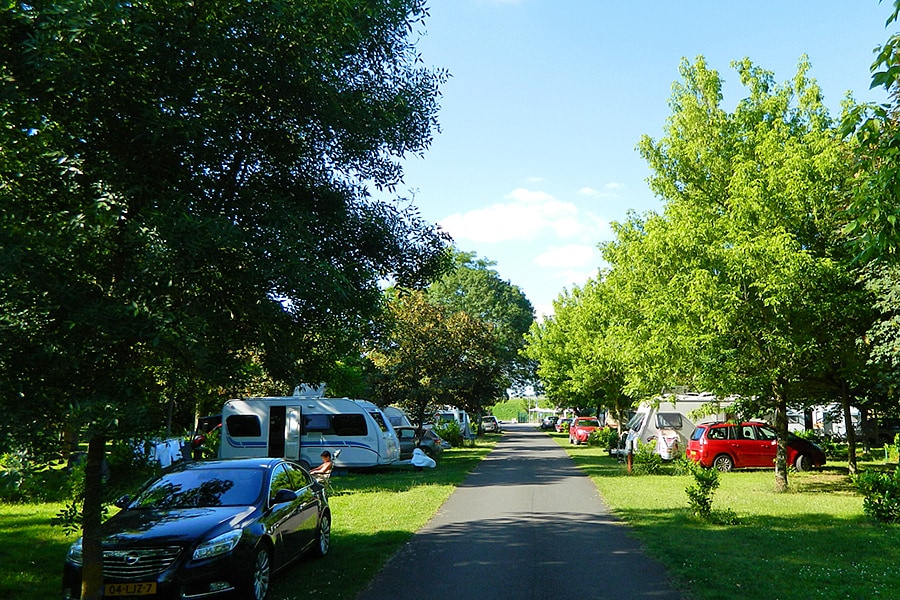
0 2 448 598
427 250 535 417
624 56 864 491
367 290 502 430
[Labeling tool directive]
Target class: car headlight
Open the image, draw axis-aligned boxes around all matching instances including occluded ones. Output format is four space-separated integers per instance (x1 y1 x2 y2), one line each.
192 530 243 561
67 537 83 566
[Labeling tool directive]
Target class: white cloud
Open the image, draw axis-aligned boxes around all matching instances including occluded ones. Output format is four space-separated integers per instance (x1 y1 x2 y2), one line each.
440 188 607 244
533 244 595 268
579 182 625 198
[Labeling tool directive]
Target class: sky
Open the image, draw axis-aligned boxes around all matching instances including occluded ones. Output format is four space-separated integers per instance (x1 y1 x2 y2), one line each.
384 0 895 319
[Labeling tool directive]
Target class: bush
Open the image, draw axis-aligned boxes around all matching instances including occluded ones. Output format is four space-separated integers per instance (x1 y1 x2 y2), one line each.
0 451 69 503
854 468 900 523
433 421 464 447
631 440 663 475
685 462 720 518
589 427 620 449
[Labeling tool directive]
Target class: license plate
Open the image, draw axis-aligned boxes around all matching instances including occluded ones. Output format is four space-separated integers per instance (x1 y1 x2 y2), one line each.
104 582 157 596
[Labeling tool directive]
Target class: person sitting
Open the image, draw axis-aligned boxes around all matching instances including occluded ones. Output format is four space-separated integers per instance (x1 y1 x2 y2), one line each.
309 451 333 478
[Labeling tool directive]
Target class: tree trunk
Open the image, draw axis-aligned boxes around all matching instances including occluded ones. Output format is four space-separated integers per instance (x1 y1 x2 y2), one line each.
841 381 858 474
81 434 106 600
772 388 789 493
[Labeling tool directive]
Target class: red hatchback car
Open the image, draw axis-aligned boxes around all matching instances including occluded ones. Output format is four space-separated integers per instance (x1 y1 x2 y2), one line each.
686 421 826 472
569 417 602 445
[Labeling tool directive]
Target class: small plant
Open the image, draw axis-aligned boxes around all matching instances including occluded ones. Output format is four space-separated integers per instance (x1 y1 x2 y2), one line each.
589 427 620 449
433 421 464 447
854 468 900 523
631 439 663 475
685 462 720 519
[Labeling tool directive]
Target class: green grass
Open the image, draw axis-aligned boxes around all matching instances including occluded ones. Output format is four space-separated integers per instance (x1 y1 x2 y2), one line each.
554 432 900 600
0 502 71 600
0 440 497 600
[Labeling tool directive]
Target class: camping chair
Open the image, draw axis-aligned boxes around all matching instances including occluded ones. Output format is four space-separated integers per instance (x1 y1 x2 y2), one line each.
313 449 340 496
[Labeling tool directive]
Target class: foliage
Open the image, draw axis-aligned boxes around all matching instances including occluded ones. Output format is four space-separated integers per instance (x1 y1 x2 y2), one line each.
631 439 663 475
427 250 535 394
0 3 450 594
490 398 527 422
432 420 464 448
685 461 720 519
367 289 503 428
0 451 69 503
588 427 620 449
854 468 900 523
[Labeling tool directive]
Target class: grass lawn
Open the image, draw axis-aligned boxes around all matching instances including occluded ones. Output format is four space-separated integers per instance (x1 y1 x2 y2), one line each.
555 433 900 600
0 440 497 600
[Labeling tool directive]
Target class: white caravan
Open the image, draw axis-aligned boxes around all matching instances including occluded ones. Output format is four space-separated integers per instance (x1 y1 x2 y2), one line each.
624 393 730 459
383 406 413 428
219 386 400 469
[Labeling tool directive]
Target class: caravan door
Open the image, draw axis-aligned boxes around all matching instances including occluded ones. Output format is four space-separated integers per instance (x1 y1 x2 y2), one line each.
285 407 301 460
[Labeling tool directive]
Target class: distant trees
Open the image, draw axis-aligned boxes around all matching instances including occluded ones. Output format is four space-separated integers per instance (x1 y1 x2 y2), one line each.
0 1 448 597
368 251 534 430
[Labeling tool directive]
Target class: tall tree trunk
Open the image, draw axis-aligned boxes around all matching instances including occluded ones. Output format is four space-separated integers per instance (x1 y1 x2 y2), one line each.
841 380 858 474
772 384 789 493
81 434 106 600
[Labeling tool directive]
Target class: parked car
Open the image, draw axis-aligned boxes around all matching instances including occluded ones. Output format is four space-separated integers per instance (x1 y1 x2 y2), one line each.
62 457 330 600
569 416 602 445
481 415 501 433
395 426 445 460
540 415 559 430
686 421 826 472
555 418 573 433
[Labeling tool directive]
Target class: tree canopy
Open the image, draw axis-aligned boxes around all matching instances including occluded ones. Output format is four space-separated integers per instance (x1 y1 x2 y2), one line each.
0 1 448 597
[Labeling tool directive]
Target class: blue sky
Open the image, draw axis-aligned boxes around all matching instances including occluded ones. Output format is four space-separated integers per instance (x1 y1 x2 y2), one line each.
388 1 893 318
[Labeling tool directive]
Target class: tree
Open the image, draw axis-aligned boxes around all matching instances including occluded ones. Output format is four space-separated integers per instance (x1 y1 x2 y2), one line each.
366 289 503 430
623 56 866 491
0 2 448 598
426 250 535 410
523 279 634 424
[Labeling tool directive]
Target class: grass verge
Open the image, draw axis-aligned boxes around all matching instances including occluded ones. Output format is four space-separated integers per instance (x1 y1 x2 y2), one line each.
554 433 900 600
0 440 497 600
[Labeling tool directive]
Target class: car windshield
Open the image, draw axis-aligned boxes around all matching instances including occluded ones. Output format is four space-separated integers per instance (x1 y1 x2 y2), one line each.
131 467 265 509
576 419 600 427
626 412 645 431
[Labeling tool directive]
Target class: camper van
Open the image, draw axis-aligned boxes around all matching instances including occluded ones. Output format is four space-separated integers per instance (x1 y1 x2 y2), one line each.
219 387 400 469
624 393 730 459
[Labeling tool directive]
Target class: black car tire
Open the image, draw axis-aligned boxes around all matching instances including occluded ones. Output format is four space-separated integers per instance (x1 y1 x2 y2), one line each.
795 453 812 472
313 512 331 558
245 546 272 600
713 454 734 472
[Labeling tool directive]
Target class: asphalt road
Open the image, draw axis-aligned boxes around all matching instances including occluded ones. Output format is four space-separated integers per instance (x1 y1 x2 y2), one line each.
356 422 684 600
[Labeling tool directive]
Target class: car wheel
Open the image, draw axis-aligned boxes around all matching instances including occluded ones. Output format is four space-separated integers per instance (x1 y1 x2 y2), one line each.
713 454 734 472
245 546 271 600
313 511 331 558
795 453 812 472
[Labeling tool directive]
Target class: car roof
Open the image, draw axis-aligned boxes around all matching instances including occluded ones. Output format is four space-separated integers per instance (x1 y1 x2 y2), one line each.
168 457 285 472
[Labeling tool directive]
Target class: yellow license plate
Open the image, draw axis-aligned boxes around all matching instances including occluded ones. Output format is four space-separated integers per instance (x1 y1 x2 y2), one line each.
104 582 157 596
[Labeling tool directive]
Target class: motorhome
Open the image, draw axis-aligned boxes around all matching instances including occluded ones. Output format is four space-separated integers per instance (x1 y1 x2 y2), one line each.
434 406 475 439
219 386 400 469
624 393 731 459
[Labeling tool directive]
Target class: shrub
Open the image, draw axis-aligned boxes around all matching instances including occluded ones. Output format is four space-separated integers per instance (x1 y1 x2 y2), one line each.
631 440 663 475
0 451 69 503
685 462 720 518
433 421 464 447
854 468 900 523
589 427 620 449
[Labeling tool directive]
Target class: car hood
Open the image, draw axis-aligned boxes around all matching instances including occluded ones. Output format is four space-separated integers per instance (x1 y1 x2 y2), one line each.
101 506 255 546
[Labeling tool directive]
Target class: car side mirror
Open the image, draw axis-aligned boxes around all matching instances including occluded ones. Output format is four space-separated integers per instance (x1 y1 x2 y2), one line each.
272 489 298 504
114 495 132 509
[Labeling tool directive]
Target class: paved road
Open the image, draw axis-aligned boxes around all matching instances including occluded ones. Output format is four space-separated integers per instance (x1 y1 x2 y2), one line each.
356 423 684 600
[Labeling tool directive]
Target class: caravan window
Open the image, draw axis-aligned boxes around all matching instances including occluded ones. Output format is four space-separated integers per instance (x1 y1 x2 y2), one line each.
226 415 261 437
656 413 683 429
626 412 645 431
368 411 390 433
332 414 368 437
303 414 332 434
